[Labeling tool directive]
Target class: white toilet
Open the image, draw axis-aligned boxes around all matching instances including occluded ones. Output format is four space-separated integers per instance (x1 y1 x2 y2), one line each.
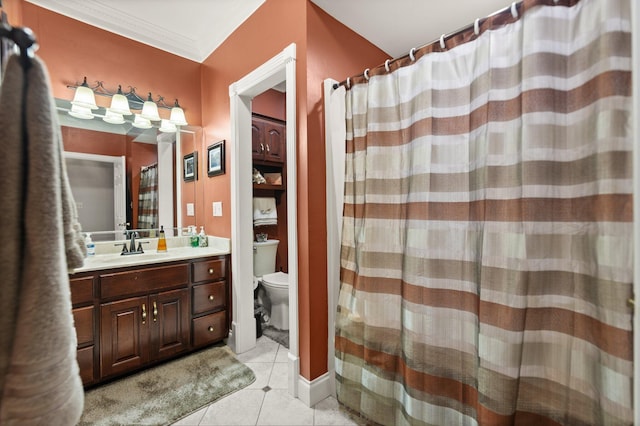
253 239 289 330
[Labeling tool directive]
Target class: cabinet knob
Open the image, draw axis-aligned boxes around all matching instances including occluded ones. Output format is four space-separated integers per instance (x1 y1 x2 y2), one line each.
208 295 215 301
208 268 214 275
266 144 270 153
260 143 265 152
208 326 214 332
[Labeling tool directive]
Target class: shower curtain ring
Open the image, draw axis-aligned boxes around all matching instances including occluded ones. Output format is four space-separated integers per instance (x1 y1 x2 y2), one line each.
409 47 416 61
440 34 446 49
385 59 391 73
346 77 351 89
364 68 370 81
511 2 518 18
474 18 480 36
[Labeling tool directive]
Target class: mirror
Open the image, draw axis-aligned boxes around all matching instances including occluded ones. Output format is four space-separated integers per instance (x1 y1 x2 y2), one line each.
55 98 199 241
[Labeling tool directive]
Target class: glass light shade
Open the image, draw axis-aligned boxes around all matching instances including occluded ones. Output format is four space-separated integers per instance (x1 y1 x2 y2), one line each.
68 104 94 119
103 110 125 125
109 93 132 115
71 85 98 110
169 101 187 125
159 119 177 133
140 93 160 121
132 114 152 129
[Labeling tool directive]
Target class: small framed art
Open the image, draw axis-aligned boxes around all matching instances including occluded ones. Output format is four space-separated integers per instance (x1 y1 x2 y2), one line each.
183 152 198 182
207 140 225 177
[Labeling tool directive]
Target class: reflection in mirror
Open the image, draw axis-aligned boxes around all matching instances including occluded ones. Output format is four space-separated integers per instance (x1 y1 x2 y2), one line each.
55 99 198 241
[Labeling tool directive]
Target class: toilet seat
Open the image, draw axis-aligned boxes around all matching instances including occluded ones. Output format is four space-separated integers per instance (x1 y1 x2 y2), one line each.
262 271 288 288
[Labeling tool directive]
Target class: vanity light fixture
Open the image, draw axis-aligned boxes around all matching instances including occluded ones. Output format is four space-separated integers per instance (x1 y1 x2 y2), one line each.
108 85 132 116
132 113 152 129
159 118 177 133
141 92 161 121
169 100 187 126
67 77 188 126
70 77 98 110
68 104 94 120
103 109 125 125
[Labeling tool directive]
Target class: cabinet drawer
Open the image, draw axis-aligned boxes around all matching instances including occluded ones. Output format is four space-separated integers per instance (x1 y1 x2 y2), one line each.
70 275 94 305
192 258 226 283
77 345 95 385
192 281 226 315
100 264 189 299
73 305 94 346
192 311 227 347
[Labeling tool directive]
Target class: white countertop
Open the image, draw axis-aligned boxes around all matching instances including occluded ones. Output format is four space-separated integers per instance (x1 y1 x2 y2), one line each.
72 235 231 273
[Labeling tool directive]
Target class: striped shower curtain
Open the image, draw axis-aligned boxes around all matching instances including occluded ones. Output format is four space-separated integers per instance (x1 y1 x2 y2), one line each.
334 0 633 425
137 163 158 230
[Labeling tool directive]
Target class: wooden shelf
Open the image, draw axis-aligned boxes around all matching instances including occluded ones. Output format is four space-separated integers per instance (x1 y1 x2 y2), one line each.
253 183 285 191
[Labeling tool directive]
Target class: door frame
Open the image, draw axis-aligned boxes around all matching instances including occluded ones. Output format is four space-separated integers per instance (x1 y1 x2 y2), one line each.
229 43 299 397
63 151 126 235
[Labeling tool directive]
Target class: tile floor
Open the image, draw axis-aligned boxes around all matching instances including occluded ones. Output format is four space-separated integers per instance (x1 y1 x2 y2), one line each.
173 335 368 426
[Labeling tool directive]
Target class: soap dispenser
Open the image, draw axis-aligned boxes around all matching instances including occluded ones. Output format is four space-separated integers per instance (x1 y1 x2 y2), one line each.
85 233 95 256
157 225 167 252
198 226 208 247
190 226 199 248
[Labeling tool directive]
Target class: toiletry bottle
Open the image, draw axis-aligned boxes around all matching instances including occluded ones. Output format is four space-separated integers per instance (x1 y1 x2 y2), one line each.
157 225 167 252
190 226 199 248
85 233 95 256
199 226 208 247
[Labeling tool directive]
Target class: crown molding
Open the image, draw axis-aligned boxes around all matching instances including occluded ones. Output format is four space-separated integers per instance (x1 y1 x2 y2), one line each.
25 0 265 63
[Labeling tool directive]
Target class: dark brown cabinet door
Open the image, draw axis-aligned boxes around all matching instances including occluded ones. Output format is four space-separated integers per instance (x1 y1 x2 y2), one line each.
150 288 190 361
251 121 264 160
251 115 285 164
263 122 285 163
100 295 150 378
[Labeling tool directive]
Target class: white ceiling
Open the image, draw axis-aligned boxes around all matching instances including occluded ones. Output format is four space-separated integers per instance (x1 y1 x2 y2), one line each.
26 0 515 63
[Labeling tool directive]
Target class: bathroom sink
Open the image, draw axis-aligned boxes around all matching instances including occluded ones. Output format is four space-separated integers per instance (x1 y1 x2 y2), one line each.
74 240 230 273
83 251 171 268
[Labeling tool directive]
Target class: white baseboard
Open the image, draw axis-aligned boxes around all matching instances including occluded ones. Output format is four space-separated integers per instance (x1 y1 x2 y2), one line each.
297 371 332 407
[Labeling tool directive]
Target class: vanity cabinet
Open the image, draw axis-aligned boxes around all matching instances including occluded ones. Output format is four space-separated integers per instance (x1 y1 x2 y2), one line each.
69 254 229 387
70 275 97 386
252 114 285 164
191 256 229 347
99 263 190 378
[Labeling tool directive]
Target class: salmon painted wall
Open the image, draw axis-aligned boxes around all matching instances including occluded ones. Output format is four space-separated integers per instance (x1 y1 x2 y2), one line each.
254 89 286 121
300 3 389 379
20 3 202 126
199 0 307 243
17 0 390 382
20 2 203 233
199 0 389 380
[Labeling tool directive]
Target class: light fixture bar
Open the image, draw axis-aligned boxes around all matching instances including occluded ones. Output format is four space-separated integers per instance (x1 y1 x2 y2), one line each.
66 77 188 126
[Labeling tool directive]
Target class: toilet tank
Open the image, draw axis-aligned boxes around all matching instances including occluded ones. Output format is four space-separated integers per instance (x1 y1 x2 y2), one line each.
253 239 279 277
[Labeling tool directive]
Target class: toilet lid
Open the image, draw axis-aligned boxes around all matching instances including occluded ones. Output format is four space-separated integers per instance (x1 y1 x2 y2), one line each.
262 271 288 287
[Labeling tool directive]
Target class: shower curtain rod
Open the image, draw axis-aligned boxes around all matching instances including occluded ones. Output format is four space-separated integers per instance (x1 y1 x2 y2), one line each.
332 0 556 90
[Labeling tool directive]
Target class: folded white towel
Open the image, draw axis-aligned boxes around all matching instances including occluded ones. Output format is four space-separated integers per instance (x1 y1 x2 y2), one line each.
253 197 277 226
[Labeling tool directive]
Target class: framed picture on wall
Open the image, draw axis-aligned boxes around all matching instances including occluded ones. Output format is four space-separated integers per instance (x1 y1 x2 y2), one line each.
183 152 198 182
207 140 225 177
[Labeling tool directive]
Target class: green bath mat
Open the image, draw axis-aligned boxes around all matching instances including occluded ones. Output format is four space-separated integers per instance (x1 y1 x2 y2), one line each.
78 344 255 425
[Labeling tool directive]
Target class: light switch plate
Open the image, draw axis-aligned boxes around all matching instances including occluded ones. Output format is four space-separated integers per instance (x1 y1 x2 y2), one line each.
186 203 194 216
213 201 223 217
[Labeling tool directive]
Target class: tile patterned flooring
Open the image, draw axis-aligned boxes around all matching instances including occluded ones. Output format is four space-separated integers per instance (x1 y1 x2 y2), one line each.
173 335 367 426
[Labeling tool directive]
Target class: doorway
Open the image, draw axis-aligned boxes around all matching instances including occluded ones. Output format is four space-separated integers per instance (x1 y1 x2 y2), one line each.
229 44 299 397
64 151 126 240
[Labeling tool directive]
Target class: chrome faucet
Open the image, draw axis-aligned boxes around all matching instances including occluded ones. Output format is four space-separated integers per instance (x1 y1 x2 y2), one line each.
129 231 139 252
115 231 147 255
